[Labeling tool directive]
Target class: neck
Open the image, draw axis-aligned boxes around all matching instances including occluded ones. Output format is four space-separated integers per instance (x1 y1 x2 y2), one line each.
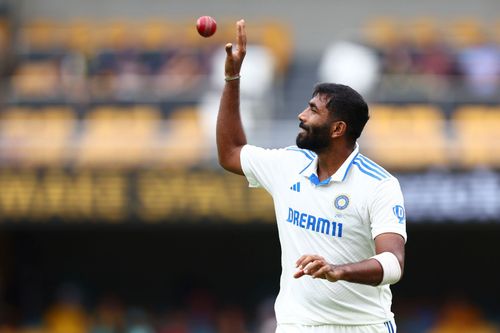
316 142 355 182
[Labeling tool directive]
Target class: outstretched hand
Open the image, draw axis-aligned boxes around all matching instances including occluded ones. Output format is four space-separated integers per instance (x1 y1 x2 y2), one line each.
294 254 341 282
224 19 247 77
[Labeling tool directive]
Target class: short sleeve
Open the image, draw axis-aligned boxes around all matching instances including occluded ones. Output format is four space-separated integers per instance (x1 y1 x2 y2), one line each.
240 144 286 194
369 177 407 242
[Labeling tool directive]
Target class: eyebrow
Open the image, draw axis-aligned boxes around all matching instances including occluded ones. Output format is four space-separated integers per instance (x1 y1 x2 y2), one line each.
309 101 317 109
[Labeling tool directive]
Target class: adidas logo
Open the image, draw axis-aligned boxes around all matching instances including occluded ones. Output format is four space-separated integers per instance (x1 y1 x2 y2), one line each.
290 182 301 192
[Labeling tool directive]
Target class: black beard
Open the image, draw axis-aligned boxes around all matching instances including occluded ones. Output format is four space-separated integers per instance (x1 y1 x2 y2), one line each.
296 122 330 153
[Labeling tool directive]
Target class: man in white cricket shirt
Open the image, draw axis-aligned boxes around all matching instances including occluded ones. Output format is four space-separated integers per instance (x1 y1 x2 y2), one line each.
217 20 407 333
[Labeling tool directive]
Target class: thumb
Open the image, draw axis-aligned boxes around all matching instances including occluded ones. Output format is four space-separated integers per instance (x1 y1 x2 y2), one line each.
225 43 233 57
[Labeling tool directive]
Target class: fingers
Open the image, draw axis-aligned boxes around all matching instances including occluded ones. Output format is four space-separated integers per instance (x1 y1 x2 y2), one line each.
296 254 324 270
295 255 308 268
305 260 325 274
236 19 247 55
225 43 233 57
224 20 245 76
294 259 325 279
295 254 330 279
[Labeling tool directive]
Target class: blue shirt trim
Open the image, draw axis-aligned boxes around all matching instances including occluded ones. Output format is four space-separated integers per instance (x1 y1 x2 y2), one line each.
352 161 384 181
357 154 391 177
341 152 359 181
286 146 315 160
299 159 314 175
353 156 389 180
309 173 331 186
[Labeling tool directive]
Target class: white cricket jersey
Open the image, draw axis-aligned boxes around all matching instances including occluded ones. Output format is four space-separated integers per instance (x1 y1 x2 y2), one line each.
240 143 407 326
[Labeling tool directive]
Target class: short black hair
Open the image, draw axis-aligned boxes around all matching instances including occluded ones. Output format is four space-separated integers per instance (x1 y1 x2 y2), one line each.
312 83 369 143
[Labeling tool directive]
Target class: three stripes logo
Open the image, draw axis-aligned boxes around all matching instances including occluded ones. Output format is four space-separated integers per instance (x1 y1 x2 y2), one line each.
290 182 301 192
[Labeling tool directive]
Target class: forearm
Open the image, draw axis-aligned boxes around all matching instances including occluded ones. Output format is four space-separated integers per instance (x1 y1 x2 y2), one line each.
216 20 247 174
296 246 404 286
332 234 405 286
332 258 383 286
216 79 247 174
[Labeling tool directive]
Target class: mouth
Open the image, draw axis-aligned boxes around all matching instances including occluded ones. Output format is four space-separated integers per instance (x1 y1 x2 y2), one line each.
299 123 308 134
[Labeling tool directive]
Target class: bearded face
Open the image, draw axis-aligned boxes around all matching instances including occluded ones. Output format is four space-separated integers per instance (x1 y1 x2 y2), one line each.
296 120 332 153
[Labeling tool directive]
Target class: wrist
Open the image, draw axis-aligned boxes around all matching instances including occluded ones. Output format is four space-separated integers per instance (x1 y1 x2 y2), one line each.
328 265 345 282
225 74 241 82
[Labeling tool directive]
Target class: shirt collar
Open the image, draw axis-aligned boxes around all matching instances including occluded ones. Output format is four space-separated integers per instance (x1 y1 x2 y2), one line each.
300 143 360 186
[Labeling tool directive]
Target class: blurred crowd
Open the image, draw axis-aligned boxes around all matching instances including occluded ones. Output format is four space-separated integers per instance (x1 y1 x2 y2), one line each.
0 285 278 333
0 13 497 171
1 17 290 104
0 284 499 333
319 17 500 101
368 18 500 99
0 13 498 104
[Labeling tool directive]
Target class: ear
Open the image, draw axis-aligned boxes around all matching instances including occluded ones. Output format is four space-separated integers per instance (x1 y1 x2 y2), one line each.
330 120 347 139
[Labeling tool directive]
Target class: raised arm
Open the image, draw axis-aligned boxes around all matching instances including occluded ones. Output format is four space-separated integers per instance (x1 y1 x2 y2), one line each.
294 233 405 286
216 19 247 175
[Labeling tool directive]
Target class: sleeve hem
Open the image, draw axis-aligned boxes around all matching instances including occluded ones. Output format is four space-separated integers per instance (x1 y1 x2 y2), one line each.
372 228 407 243
240 145 262 188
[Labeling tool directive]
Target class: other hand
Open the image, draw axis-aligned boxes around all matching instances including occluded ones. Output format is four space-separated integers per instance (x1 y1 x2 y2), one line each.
294 254 341 282
224 19 247 77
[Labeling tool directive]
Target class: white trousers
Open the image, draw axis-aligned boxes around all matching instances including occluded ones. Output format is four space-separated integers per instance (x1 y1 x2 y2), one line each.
276 320 396 333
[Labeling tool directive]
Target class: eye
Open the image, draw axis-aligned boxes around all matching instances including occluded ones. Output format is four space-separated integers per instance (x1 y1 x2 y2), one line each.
308 102 318 113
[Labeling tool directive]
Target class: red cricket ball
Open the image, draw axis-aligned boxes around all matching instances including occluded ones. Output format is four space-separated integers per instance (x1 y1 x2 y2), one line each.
196 16 217 38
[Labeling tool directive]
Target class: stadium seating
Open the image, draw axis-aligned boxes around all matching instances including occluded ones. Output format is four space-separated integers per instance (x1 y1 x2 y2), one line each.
2 103 498 170
65 19 96 54
452 105 500 168
446 17 486 48
361 104 448 170
0 17 9 63
137 19 176 51
1 16 499 172
363 17 401 48
496 19 500 44
0 106 75 166
363 16 494 49
255 21 293 76
156 106 207 167
18 18 62 52
11 60 60 99
11 18 292 101
75 105 161 168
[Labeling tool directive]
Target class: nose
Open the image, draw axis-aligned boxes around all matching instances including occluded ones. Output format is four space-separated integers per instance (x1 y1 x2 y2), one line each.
298 109 307 122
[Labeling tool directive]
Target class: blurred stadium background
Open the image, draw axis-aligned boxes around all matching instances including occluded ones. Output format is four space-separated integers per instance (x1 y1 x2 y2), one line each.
0 0 499 332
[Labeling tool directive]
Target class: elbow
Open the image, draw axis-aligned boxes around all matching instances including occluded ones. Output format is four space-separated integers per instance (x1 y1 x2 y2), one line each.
217 150 231 170
218 156 231 172
217 148 244 175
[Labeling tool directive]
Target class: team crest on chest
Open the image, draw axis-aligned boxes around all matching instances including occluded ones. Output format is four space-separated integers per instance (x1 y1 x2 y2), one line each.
334 194 350 210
